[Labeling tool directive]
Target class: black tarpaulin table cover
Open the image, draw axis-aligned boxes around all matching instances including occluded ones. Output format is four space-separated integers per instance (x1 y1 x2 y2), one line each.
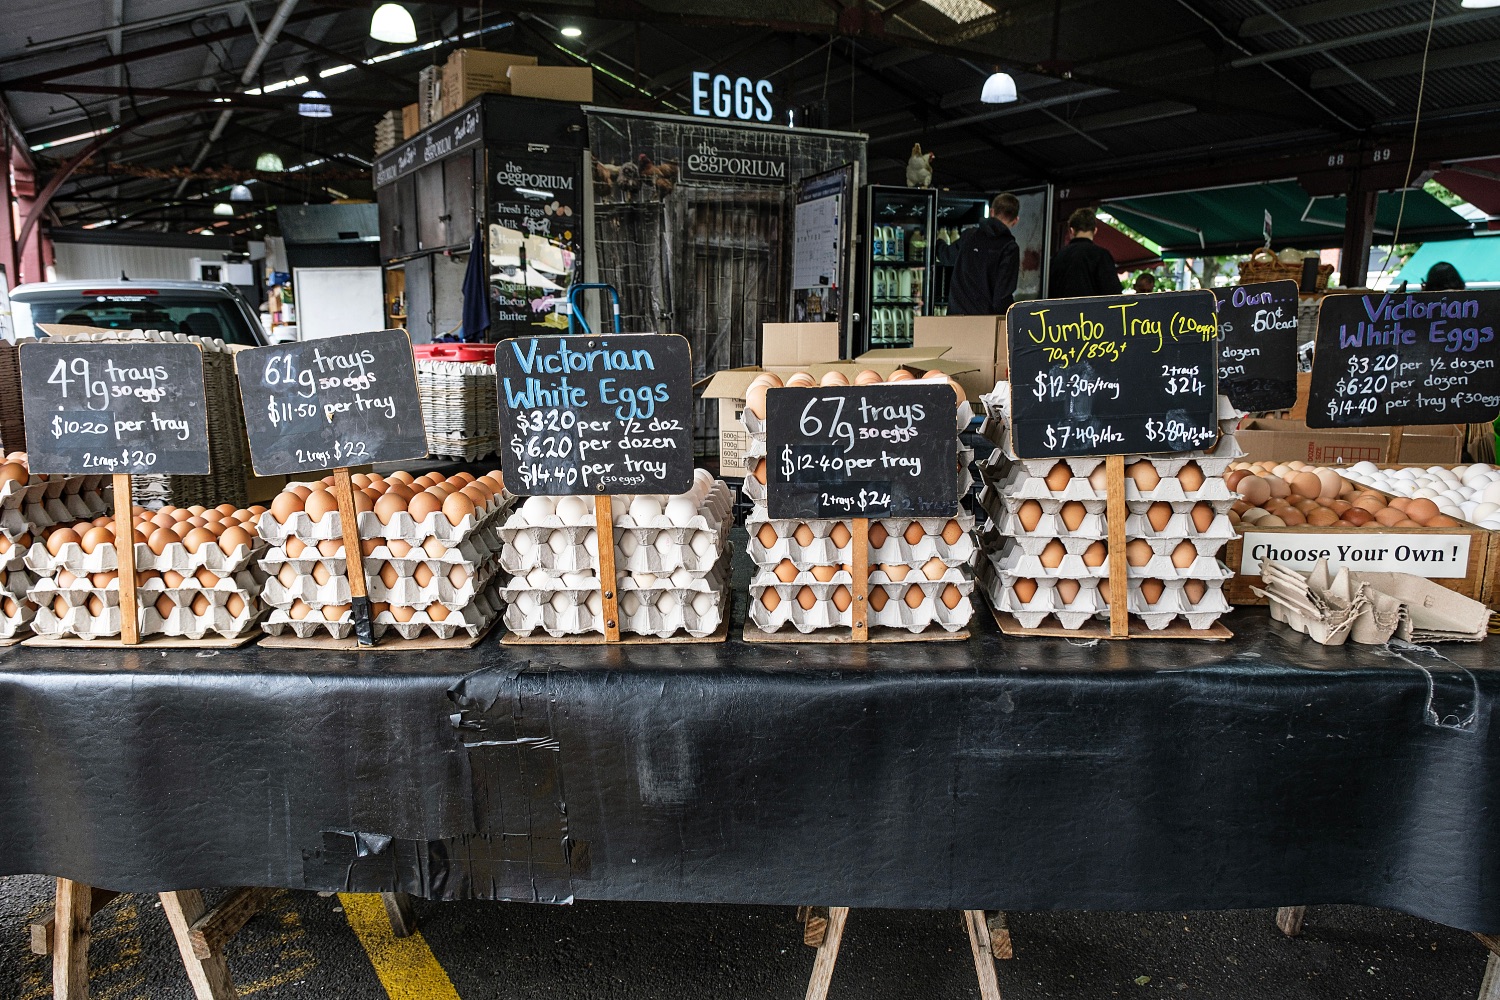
1 605 1497 931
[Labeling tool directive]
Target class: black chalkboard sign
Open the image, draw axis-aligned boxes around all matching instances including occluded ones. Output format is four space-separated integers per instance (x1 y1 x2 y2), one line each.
765 382 958 519
1307 290 1500 428
1006 290 1221 459
235 329 426 475
1213 280 1300 412
19 340 210 475
496 333 693 495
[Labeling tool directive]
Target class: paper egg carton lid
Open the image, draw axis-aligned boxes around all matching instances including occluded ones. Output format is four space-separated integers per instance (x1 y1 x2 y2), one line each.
748 588 973 634
257 495 511 547
26 537 266 578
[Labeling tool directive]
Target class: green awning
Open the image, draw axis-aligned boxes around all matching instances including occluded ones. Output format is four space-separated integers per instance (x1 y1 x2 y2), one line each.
1103 181 1473 257
1395 235 1500 289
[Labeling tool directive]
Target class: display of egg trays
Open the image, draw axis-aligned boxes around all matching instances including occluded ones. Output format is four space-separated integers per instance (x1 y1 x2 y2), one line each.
0 478 112 538
418 360 499 460
503 582 726 640
745 507 977 570
981 532 1110 579
974 431 1244 495
29 573 265 640
978 560 1230 632
25 535 268 578
260 531 501 579
1122 497 1237 542
0 594 35 639
261 579 503 642
506 551 731 600
257 490 513 548
749 558 971 592
747 578 974 634
978 487 1108 541
984 535 1232 584
261 554 503 611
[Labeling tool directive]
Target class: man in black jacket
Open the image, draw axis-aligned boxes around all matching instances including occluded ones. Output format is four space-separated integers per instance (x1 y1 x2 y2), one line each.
1048 208 1123 298
949 192 1020 315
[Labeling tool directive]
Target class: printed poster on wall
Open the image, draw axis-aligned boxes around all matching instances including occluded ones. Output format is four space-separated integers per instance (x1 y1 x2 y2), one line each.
792 164 854 328
490 154 583 336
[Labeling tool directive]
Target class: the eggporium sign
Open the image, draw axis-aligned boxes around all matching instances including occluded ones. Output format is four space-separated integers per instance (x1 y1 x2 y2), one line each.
691 72 774 122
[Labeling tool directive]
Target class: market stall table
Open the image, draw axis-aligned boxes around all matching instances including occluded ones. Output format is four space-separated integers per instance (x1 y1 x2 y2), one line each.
2 595 1498 986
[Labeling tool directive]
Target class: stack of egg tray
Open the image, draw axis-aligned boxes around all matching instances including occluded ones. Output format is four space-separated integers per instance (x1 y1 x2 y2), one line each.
0 341 23 454
417 359 498 460
0 473 111 638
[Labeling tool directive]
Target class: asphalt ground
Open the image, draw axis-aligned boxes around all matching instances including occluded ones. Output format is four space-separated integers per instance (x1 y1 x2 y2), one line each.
1 873 1491 999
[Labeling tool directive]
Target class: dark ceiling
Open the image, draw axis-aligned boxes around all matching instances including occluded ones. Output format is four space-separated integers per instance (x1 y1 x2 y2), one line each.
2 0 1498 239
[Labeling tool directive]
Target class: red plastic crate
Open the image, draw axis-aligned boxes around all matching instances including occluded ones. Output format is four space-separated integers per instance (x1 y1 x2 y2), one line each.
413 343 497 364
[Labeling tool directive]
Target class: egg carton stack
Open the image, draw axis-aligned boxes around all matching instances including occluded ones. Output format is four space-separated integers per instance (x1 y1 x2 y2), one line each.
46 329 250 509
417 359 498 460
0 457 113 639
257 471 511 641
1336 461 1500 531
499 470 733 639
25 504 270 640
0 341 24 453
975 383 1241 631
736 370 977 635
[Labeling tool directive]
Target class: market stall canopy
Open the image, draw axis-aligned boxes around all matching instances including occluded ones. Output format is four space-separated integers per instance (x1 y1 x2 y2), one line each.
1395 235 1500 290
1103 182 1474 257
1434 159 1500 219
1091 222 1161 271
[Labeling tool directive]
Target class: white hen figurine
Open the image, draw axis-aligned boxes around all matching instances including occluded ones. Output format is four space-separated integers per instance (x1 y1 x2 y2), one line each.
905 143 935 188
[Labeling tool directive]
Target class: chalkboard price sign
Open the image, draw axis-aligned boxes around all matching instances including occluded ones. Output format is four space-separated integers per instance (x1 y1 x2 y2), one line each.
19 340 210 475
496 333 694 496
1308 290 1500 428
1006 290 1221 459
1212 279 1300 412
765 382 958 519
235 329 427 476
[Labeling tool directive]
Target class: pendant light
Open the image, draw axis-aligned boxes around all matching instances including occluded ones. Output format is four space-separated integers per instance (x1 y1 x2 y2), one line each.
369 3 417 43
213 203 234 217
229 183 253 201
981 70 1017 104
298 90 332 118
255 152 285 172
1460 0 1500 7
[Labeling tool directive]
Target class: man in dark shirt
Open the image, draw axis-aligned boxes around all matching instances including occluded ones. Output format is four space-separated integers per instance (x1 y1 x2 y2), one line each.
949 192 1020 315
1048 208 1123 298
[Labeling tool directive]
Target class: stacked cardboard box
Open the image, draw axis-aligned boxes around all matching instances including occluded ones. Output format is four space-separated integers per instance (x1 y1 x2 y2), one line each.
257 472 510 641
374 109 401 156
0 459 113 638
26 503 269 640
976 383 1241 631
500 470 733 638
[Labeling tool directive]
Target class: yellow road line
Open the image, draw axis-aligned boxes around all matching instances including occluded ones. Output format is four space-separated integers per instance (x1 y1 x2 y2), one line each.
339 893 461 1000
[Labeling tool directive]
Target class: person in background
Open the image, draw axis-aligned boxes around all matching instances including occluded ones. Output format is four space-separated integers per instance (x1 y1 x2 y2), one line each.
1047 208 1123 299
949 192 1020 315
1423 261 1466 291
1132 272 1157 294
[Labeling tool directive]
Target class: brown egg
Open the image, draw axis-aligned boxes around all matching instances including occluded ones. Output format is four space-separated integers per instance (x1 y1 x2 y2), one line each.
388 470 416 485
1178 462 1205 492
1293 499 1321 514
1127 460 1161 491
318 538 343 557
1140 578 1166 605
1279 509 1306 527
426 602 450 621
448 565 469 587
374 493 407 526
76 524 112 554
219 526 253 554
903 521 925 545
744 381 770 421
941 520 963 545
1307 509 1340 526
1055 578 1081 605
181 527 216 553
316 603 347 622
82 594 103 617
1224 469 1248 491
195 567 220 587
1374 506 1406 526
786 371 816 388
796 585 818 611
1059 501 1087 532
756 523 779 548
136 570 158 586
940 584 963 609
882 562 911 582
1017 500 1044 532
1040 539 1066 568
288 599 311 620
388 538 413 558
854 369 882 386
0 597 15 617
753 459 767 485
46 527 80 555
155 594 176 618
1184 579 1207 605
1291 472 1322 499
1146 502 1174 533
1082 541 1107 567
1189 502 1215 533
1388 496 1411 512
407 491 444 523
269 491 304 525
377 562 399 588
92 571 117 587
1406 498 1440 524
1266 477 1292 499
832 585 853 612
774 558 799 583
1238 476 1271 506
1171 540 1197 569
422 537 447 559
1013 578 1038 604
1353 495 1387 514
1088 464 1109 491
886 369 914 382
830 522 852 547
299 490 335 523
310 562 332 586
1427 515 1461 527
275 565 298 587
1043 462 1073 493
793 524 815 547
413 564 435 587
390 604 416 622
0 461 27 487
441 491 476 526
921 556 947 581
284 536 307 558
820 370 850 387
760 588 781 611
869 587 889 611
1126 538 1154 567
869 522 889 548
811 565 837 583
187 593 210 616
903 584 925 609
52 596 69 618
1256 515 1286 527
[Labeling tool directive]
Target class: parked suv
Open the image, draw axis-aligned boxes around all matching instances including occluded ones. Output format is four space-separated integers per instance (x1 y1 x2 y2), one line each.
7 279 267 346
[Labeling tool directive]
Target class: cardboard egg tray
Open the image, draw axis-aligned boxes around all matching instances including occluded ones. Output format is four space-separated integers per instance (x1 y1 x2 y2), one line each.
29 575 267 640
261 579 504 641
978 559 1231 632
503 584 725 640
745 506 978 570
750 561 972 590
747 580 974 634
27 537 268 578
260 532 500 579
508 553 732 599
0 600 35 640
262 555 503 610
984 537 1234 584
0 477 112 539
256 491 513 547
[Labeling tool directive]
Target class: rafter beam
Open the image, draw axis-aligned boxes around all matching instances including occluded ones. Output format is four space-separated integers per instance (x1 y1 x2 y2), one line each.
1310 38 1500 88
1239 0 1419 38
1004 101 1196 145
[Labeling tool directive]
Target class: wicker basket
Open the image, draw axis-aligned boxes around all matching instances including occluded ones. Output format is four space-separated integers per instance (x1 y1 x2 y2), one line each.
1237 248 1334 290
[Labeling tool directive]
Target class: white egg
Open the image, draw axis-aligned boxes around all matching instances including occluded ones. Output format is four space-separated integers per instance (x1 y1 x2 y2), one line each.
584 529 599 557
1439 505 1464 518
1484 482 1500 505
1412 487 1439 499
629 495 663 524
522 495 556 521
548 530 569 554
1474 503 1500 521
691 591 715 615
654 531 677 555
621 591 641 616
586 591 602 616
1351 461 1379 475
515 592 539 615
527 568 555 588
694 468 714 490
514 532 536 557
618 532 639 556
550 591 572 613
670 567 694 587
657 591 679 615
556 496 590 525
635 572 657 588
665 496 697 526
690 530 713 556
562 571 593 587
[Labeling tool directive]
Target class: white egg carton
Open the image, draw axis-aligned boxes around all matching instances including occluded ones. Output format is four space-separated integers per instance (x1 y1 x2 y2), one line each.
745 506 977 569
257 493 512 547
747 582 974 634
504 582 725 640
25 536 267 577
750 561 972 591
0 565 33 601
985 539 1109 581
262 557 503 611
261 580 503 641
29 579 264 640
979 560 1230 631
979 489 1108 541
507 552 731 599
260 532 500 579
0 474 112 537
0 598 35 639
1123 499 1237 541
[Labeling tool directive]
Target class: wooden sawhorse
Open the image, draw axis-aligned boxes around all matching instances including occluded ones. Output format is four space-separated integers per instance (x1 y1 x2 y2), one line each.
797 906 1013 1000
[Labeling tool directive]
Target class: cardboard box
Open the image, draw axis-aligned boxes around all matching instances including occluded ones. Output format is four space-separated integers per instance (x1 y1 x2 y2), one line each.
507 65 594 103
440 49 538 117
402 103 419 139
1234 418 1464 466
914 314 1008 407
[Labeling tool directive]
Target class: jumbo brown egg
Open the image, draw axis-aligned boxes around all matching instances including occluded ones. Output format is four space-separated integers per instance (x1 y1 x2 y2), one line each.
1013 578 1038 604
1055 579 1080 605
1140 578 1165 605
1059 501 1087 532
903 584 925 609
1017 500 1044 533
